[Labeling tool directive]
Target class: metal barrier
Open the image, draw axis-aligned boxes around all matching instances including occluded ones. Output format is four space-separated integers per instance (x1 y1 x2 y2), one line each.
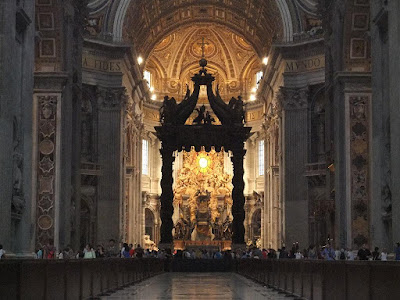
237 259 400 300
0 258 164 300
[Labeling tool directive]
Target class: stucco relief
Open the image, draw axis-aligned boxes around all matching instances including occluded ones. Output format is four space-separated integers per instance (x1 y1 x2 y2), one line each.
36 95 58 248
278 87 309 110
349 95 369 248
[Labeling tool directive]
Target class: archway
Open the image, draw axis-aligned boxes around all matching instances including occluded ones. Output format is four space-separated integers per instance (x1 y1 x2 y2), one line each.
145 208 155 241
251 208 262 243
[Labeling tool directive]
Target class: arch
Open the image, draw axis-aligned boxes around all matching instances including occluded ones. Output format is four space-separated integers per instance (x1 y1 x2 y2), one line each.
251 208 262 241
109 0 299 45
145 208 155 241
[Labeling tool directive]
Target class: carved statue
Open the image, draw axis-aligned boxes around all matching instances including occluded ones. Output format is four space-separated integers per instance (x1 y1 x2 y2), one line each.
193 105 206 125
382 184 392 217
174 216 190 240
222 216 233 240
12 153 25 215
206 83 245 125
13 153 23 195
212 217 223 240
204 111 215 125
160 83 200 125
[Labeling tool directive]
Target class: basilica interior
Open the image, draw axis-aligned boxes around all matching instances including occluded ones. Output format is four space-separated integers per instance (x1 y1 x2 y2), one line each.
1 0 399 257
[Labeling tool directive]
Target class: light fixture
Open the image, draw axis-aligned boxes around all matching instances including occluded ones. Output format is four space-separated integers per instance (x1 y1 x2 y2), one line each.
151 94 156 101
252 87 257 93
250 94 256 101
137 56 143 65
262 56 269 65
199 157 208 169
150 86 154 93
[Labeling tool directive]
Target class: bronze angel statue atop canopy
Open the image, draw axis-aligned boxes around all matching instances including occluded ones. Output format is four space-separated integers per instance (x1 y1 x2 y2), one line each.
159 83 200 125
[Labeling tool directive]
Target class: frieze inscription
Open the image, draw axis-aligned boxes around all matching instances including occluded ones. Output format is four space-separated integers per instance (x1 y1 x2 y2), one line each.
82 55 122 73
285 55 325 73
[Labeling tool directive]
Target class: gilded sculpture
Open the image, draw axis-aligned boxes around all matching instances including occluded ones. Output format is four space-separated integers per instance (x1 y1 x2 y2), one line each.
173 149 233 242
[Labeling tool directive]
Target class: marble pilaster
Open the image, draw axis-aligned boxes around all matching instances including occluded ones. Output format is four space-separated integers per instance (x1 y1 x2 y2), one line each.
279 87 309 247
96 87 126 244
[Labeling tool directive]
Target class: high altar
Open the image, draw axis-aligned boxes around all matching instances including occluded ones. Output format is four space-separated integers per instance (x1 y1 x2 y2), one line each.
172 149 233 250
155 55 252 250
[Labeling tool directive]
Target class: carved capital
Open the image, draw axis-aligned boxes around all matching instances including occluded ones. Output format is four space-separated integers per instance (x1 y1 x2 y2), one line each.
96 87 127 111
278 87 309 110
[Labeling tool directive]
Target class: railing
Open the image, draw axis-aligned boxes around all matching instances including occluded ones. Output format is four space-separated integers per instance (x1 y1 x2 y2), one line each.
237 259 400 300
0 259 164 300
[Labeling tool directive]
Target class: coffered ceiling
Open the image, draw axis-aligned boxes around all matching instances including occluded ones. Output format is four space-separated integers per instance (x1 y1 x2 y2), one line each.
123 0 283 59
145 24 261 102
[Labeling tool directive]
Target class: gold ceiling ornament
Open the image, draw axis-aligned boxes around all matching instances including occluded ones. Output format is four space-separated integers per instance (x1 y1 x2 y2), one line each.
145 25 261 102
122 0 283 58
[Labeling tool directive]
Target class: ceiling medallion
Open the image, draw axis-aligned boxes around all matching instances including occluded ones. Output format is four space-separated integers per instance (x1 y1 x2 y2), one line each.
191 37 217 58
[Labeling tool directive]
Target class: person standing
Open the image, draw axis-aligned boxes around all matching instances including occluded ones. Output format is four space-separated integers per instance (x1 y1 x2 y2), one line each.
36 248 43 259
339 249 346 260
372 247 380 260
0 245 5 259
347 249 355 260
135 244 144 258
279 247 288 259
106 239 119 257
357 244 371 260
395 242 400 261
321 244 335 261
380 248 388 261
83 244 96 259
308 245 317 259
43 239 56 259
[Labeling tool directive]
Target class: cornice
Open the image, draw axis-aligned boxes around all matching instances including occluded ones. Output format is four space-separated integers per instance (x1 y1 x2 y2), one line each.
34 72 69 92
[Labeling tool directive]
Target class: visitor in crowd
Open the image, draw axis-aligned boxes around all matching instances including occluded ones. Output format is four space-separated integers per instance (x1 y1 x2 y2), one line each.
335 248 341 260
121 243 131 258
83 244 96 259
279 246 288 259
321 244 335 260
36 248 43 259
339 248 346 260
135 244 144 258
96 245 105 258
308 245 317 259
129 244 135 257
395 242 400 261
106 239 119 257
43 239 56 259
380 248 388 261
372 247 380 260
347 248 355 260
357 244 371 260
0 244 5 260
295 250 303 259
213 250 222 259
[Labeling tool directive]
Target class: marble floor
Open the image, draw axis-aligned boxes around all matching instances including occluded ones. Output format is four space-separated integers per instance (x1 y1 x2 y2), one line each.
101 272 289 300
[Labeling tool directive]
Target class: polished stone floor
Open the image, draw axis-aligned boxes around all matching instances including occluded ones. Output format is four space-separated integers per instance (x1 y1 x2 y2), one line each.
101 272 288 300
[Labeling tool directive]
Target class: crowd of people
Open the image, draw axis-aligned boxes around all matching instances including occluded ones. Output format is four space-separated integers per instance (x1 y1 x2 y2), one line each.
1 240 400 261
241 242 400 261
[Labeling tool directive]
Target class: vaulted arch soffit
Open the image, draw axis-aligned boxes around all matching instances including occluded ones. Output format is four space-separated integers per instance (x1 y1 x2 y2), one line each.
86 0 319 49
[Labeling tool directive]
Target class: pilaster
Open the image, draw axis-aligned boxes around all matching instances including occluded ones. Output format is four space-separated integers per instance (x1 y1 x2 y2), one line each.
96 87 126 244
279 87 309 247
333 73 371 249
